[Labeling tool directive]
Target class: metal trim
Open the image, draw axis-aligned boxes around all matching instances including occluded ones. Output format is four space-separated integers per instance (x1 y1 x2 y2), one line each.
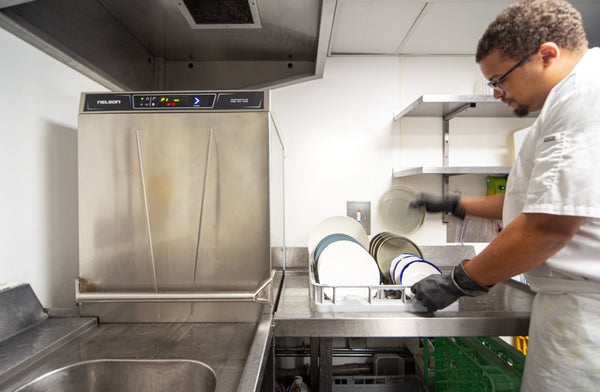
75 270 275 304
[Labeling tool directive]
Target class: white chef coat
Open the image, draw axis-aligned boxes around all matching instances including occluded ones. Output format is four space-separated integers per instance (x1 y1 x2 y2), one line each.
502 48 600 392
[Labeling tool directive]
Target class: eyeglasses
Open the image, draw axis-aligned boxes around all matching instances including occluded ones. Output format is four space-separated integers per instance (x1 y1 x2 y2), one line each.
487 51 535 94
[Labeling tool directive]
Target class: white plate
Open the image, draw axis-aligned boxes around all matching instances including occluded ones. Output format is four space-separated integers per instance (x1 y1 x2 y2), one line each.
390 253 423 284
378 187 425 234
400 261 442 297
314 233 362 266
308 216 369 257
317 240 380 299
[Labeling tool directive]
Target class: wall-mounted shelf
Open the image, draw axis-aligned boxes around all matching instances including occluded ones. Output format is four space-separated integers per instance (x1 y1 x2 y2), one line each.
393 94 537 120
394 94 536 223
393 166 511 178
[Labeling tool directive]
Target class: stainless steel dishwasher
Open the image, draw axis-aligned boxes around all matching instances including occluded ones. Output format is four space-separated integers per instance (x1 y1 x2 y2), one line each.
76 90 285 323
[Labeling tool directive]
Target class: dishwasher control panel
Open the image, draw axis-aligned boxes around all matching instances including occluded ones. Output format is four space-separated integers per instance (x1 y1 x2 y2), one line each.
83 91 265 112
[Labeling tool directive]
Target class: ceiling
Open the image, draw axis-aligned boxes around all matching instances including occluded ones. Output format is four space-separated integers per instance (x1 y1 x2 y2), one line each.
329 0 600 56
1 0 599 90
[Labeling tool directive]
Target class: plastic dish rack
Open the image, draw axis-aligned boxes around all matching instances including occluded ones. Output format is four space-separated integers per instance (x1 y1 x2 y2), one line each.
309 264 458 313
424 337 525 392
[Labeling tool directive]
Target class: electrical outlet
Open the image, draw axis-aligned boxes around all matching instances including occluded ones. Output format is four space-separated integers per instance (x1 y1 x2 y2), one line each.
347 201 371 235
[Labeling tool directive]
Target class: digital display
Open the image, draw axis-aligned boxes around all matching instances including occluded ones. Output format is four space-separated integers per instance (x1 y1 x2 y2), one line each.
83 92 265 112
214 92 263 109
132 94 216 109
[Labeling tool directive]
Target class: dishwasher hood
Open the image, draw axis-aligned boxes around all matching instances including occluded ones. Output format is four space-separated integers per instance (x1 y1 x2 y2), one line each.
0 0 334 90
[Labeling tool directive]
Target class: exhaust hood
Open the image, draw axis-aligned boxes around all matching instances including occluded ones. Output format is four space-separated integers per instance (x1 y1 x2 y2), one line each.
0 0 334 91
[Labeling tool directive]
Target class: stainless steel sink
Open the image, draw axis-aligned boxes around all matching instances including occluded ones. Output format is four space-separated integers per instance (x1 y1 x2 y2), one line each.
0 284 279 392
13 359 216 392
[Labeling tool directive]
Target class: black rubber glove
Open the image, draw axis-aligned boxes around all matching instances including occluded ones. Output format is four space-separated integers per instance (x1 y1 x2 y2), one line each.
411 261 492 312
410 193 465 219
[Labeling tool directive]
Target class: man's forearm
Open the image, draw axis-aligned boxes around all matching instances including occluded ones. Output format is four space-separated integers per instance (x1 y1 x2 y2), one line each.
461 194 505 219
463 213 585 286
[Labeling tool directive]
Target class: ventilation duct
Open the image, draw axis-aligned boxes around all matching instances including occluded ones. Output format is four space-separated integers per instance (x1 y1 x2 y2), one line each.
177 0 262 29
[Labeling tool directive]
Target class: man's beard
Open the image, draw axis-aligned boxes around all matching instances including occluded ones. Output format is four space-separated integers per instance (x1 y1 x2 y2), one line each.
514 104 529 117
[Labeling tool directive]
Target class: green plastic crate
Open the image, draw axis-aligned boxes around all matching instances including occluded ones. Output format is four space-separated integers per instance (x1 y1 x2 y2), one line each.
477 337 525 373
424 337 525 392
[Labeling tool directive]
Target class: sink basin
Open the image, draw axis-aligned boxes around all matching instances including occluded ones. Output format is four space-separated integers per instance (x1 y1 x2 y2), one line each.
12 359 216 392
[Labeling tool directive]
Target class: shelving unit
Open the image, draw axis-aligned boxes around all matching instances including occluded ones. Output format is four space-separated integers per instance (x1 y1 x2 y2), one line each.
393 94 524 120
393 94 537 222
393 166 512 177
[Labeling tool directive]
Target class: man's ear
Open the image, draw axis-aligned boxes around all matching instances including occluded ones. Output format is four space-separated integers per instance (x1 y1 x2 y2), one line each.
538 42 560 68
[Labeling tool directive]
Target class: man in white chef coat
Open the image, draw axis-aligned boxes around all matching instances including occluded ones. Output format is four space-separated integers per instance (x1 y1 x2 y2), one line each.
411 0 600 390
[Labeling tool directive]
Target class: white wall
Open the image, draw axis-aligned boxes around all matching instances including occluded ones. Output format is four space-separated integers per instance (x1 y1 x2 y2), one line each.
271 56 402 247
0 27 107 308
272 56 535 248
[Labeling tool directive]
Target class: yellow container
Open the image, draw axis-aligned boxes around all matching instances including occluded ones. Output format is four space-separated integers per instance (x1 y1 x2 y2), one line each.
515 336 528 356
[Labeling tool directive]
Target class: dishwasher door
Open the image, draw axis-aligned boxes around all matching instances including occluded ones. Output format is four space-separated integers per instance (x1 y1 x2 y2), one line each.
76 91 284 322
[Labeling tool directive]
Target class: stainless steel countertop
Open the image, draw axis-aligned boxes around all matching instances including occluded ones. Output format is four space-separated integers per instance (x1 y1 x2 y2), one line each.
0 321 263 392
0 317 97 385
0 273 282 392
273 270 533 337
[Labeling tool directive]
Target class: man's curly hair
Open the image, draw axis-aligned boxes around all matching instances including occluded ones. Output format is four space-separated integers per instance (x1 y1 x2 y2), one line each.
476 0 588 62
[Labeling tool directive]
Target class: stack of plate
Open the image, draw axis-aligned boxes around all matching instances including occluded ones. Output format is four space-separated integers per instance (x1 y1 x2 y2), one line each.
308 216 380 299
389 253 442 297
369 233 422 282
308 216 369 258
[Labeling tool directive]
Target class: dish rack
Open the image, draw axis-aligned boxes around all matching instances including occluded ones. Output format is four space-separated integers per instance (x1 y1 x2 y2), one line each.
423 337 524 392
309 264 457 313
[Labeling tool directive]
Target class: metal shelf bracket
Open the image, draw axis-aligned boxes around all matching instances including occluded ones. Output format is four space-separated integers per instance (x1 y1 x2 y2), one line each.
441 102 475 223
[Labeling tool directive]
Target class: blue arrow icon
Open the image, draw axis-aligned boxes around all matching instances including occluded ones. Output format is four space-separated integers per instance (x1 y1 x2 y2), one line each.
194 97 200 105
